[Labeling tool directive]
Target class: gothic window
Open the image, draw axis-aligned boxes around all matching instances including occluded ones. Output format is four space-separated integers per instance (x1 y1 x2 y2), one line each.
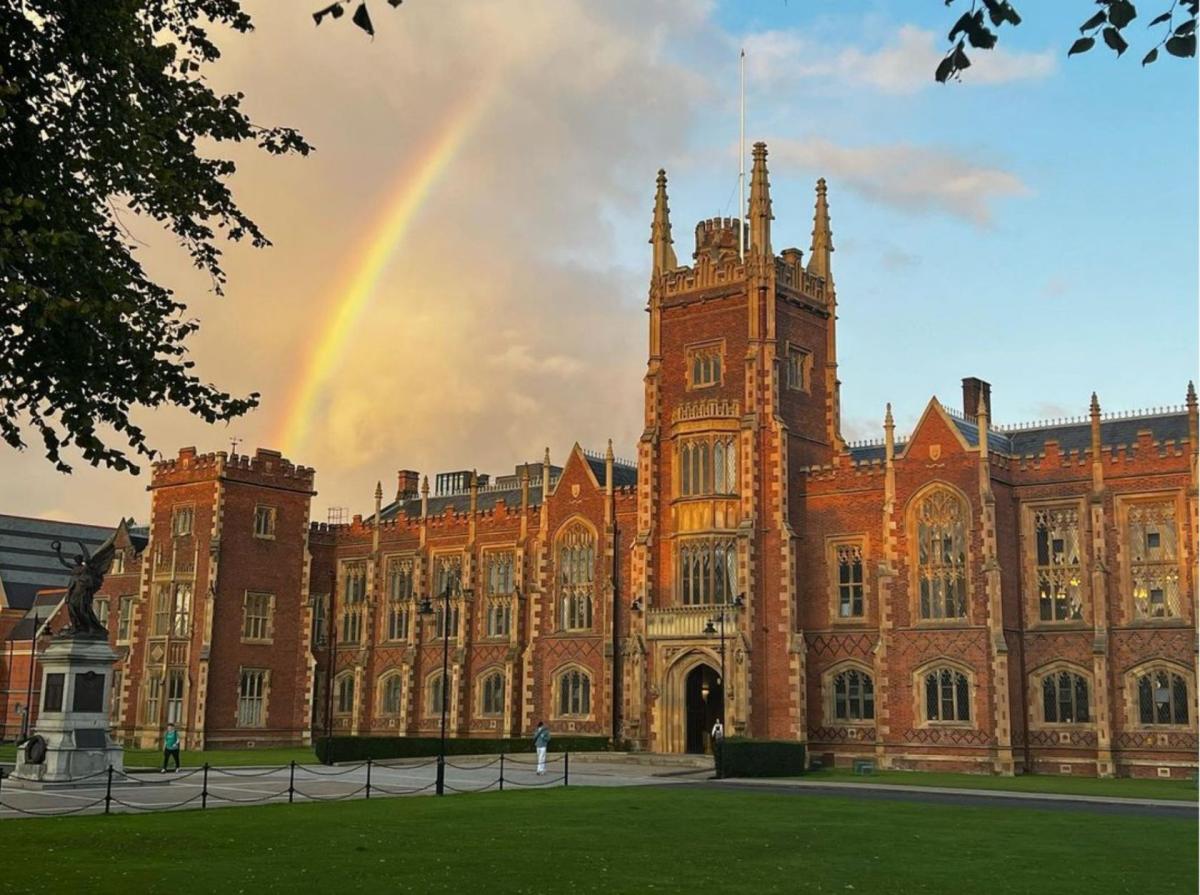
1126 501 1181 619
242 592 273 642
486 552 515 596
486 601 511 638
237 669 267 728
379 674 404 716
913 489 969 620
311 593 328 647
1040 670 1090 724
832 668 874 722
923 667 971 723
341 560 367 644
1135 667 1190 726
143 674 162 725
434 554 463 598
427 672 448 716
1032 507 1083 622
165 669 185 724
558 523 594 631
679 436 737 497
678 539 738 605
784 346 811 392
557 668 591 717
172 506 193 537
253 505 276 539
831 541 865 619
335 673 355 716
480 671 505 716
688 344 722 389
171 583 192 637
385 557 413 642
117 596 133 642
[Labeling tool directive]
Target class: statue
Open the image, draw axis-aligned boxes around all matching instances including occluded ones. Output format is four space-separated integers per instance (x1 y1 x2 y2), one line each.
50 535 116 638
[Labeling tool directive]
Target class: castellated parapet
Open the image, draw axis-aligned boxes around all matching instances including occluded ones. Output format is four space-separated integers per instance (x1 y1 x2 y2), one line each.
151 446 315 493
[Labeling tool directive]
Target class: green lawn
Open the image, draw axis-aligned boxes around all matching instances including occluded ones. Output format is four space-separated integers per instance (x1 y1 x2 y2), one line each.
0 787 1195 894
803 767 1199 802
0 744 315 768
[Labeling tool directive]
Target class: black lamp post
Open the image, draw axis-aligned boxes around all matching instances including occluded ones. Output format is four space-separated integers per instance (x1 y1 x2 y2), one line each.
419 578 470 795
703 594 744 778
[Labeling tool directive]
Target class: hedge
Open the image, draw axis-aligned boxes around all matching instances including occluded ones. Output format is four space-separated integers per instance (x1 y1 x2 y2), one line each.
314 735 612 764
717 738 806 778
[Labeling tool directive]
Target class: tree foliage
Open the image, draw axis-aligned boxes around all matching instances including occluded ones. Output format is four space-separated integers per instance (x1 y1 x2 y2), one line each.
937 0 1198 83
0 1 311 474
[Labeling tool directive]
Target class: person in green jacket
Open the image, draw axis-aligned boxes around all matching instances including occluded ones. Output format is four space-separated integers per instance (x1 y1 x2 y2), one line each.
533 721 550 775
161 722 181 772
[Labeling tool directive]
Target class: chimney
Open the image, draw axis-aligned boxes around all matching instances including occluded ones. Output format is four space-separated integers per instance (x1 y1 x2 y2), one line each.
396 469 420 501
962 377 991 420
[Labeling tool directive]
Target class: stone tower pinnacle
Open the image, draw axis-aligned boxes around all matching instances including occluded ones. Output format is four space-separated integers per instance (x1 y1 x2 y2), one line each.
748 142 772 258
650 169 678 275
807 177 834 286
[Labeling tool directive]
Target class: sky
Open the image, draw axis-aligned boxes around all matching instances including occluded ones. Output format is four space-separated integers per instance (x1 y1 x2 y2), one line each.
3 0 1197 524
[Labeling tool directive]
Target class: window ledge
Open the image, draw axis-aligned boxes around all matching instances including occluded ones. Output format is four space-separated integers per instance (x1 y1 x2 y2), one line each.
240 638 274 646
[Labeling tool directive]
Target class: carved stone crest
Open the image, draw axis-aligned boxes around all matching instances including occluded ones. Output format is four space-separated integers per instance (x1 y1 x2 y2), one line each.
571 484 581 498
928 443 942 461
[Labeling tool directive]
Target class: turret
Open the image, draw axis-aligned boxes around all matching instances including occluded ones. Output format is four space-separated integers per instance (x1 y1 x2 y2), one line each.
748 142 772 258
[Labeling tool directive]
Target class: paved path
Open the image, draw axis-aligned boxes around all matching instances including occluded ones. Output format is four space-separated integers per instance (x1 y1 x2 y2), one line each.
0 757 691 819
703 778 1198 819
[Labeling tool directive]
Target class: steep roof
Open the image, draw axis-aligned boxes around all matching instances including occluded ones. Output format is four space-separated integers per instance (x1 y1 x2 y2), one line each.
0 514 115 611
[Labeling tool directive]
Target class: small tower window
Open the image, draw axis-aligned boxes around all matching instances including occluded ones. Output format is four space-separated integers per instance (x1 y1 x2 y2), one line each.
687 344 723 389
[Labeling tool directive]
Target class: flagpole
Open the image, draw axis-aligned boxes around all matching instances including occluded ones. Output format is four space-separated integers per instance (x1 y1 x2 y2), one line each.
738 47 745 261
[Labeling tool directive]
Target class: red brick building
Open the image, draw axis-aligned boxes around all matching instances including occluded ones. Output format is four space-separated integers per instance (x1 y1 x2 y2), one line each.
107 144 1196 776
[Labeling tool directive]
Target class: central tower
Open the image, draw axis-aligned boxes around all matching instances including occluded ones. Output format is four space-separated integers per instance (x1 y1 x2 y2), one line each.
628 143 839 751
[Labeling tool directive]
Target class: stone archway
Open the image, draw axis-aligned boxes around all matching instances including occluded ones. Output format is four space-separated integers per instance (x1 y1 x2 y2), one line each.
658 649 723 753
684 664 723 754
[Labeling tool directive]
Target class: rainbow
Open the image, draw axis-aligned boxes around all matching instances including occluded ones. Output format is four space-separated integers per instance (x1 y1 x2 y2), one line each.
274 83 494 455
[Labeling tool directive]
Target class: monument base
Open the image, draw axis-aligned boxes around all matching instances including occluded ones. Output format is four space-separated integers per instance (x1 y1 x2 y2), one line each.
9 635 124 786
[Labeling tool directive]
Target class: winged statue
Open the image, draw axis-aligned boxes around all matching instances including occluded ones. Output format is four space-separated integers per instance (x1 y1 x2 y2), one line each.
50 533 117 638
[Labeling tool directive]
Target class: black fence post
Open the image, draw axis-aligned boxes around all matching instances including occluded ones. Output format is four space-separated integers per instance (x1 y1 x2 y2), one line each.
435 754 445 797
498 753 504 792
288 760 296 804
564 752 569 787
104 765 113 815
365 758 372 800
201 762 209 810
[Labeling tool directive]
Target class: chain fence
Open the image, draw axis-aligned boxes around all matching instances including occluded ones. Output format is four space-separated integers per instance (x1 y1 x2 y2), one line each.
0 752 570 818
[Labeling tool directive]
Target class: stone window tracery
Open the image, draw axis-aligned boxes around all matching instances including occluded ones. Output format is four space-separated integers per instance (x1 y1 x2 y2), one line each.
1031 506 1083 622
922 667 971 723
1126 501 1181 620
237 669 267 728
687 344 722 389
340 560 367 644
679 436 738 497
480 671 505 716
1039 669 1090 724
385 557 413 642
831 668 874 722
334 673 355 716
558 523 594 631
913 489 969 620
379 674 404 716
427 671 448 716
678 538 738 605
830 541 865 619
1133 667 1190 726
557 668 591 717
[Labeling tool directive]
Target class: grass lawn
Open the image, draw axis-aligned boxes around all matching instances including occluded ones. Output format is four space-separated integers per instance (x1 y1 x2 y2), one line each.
804 767 1199 802
0 744 315 768
0 787 1195 894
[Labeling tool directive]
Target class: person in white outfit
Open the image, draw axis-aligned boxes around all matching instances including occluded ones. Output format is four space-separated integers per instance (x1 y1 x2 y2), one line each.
534 721 550 775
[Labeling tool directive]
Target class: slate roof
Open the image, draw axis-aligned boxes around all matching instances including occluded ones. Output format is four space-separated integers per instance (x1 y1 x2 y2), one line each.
4 591 64 642
845 409 1189 464
0 514 115 611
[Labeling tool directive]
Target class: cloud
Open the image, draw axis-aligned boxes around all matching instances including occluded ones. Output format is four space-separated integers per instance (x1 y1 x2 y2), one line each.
769 138 1031 226
744 25 1055 95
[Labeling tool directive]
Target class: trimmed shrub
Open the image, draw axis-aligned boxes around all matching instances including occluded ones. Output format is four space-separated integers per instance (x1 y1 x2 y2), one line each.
717 738 806 778
314 735 611 764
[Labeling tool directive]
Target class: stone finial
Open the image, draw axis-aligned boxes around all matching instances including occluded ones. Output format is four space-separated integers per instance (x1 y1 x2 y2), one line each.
421 475 430 495
884 402 894 429
1188 380 1197 410
1090 392 1101 419
374 481 383 502
649 169 678 275
605 438 614 460
543 447 551 467
748 142 773 258
806 177 834 286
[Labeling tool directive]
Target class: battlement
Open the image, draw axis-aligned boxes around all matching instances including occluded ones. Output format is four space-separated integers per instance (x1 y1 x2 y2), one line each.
152 446 315 491
694 217 744 262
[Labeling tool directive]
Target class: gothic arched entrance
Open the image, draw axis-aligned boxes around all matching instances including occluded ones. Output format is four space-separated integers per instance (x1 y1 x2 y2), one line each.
684 664 723 754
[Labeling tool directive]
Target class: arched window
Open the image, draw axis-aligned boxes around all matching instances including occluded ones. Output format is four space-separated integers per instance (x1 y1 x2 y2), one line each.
380 674 404 716
558 523 594 631
427 672 448 716
335 673 355 715
832 668 874 722
923 667 970 723
678 539 737 605
480 671 505 716
679 436 736 497
914 488 969 620
1135 667 1190 726
558 668 591 717
1040 670 1089 723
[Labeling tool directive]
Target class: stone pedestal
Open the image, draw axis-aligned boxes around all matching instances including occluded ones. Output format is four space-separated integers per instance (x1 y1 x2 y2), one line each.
11 636 123 785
